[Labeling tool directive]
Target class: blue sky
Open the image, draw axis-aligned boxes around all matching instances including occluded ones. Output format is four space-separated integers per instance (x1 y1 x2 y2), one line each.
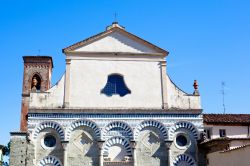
0 0 250 144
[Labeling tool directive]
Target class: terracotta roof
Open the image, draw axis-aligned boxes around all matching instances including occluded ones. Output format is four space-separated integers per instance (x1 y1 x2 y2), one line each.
62 24 168 55
200 137 231 144
199 137 250 153
198 137 231 153
203 114 250 124
221 144 250 153
201 137 250 144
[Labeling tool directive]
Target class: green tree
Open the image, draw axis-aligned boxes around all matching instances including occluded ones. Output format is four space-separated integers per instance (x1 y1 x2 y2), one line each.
1 142 10 166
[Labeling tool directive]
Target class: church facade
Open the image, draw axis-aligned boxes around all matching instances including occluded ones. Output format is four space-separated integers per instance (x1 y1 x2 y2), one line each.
10 22 203 166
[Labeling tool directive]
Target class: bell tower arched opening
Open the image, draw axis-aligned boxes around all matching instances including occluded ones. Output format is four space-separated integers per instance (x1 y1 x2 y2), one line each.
31 74 41 92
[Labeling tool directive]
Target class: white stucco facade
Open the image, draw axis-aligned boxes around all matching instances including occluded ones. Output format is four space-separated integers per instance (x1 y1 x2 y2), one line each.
68 57 163 108
205 125 249 139
29 27 201 111
30 75 65 108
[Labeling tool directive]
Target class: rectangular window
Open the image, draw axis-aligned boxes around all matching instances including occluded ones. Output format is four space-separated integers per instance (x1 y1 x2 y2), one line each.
219 129 226 137
206 158 209 165
248 126 250 137
204 128 211 139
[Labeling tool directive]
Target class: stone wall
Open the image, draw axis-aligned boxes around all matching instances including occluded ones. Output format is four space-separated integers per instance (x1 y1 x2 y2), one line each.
170 128 197 164
35 128 63 165
10 113 202 166
136 127 168 166
67 126 99 166
9 132 29 166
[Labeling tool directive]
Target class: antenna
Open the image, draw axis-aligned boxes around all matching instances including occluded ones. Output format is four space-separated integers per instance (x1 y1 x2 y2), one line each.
221 81 226 114
38 49 41 56
114 12 118 23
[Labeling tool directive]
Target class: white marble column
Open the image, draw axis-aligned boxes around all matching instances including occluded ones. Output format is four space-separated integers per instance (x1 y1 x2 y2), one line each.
61 141 69 166
165 141 172 166
130 141 137 166
98 141 105 166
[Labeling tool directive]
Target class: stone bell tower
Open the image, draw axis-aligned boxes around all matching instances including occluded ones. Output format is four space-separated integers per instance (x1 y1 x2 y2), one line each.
20 56 53 131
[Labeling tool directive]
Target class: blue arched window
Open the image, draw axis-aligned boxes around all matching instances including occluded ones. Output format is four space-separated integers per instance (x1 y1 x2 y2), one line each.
101 74 131 97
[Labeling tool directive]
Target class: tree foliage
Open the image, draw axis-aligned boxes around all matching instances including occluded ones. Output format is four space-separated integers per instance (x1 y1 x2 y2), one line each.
2 142 10 156
1 142 10 166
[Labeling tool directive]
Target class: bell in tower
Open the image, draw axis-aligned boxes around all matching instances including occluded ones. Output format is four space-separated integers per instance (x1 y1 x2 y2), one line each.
31 74 41 92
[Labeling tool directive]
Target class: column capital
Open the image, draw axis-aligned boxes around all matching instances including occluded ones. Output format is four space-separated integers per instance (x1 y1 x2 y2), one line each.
97 141 105 150
65 59 71 64
165 140 172 149
130 141 137 149
160 61 167 66
61 140 69 150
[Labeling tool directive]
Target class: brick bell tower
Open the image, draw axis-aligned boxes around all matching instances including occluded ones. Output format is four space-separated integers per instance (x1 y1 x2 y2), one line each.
20 56 53 131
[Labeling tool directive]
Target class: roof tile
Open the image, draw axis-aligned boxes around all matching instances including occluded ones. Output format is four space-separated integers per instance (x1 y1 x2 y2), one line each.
203 114 250 124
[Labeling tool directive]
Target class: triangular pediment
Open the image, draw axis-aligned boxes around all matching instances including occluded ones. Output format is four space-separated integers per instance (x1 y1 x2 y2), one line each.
74 31 158 53
63 26 168 56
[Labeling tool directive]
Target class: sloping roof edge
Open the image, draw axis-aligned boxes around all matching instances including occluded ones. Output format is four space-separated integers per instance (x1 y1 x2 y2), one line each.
62 26 168 56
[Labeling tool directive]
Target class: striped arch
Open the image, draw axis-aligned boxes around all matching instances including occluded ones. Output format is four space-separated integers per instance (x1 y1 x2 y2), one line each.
169 121 199 140
134 120 168 141
38 155 62 166
33 121 65 140
102 121 133 139
173 154 196 166
65 119 101 140
103 136 132 156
